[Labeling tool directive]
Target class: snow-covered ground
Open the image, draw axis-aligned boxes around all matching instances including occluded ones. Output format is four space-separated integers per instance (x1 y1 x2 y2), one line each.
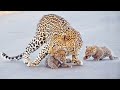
0 11 120 79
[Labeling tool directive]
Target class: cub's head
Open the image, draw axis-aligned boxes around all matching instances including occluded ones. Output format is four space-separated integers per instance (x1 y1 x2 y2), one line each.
52 49 66 63
83 46 97 60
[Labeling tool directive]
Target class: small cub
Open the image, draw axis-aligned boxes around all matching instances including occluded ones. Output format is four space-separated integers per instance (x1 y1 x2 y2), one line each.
45 49 72 69
83 45 118 61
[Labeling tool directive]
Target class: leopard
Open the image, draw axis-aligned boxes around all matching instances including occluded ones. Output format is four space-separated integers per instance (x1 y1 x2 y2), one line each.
83 45 119 61
1 14 83 67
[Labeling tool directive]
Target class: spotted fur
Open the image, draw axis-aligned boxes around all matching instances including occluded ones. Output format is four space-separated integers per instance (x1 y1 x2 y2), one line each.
28 29 83 67
1 14 83 67
83 45 118 61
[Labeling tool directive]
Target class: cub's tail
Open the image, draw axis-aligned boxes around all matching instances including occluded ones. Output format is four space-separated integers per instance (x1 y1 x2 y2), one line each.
112 56 119 60
1 52 23 61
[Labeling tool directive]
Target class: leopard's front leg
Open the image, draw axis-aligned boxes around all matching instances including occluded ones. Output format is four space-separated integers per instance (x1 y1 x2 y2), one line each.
72 54 83 66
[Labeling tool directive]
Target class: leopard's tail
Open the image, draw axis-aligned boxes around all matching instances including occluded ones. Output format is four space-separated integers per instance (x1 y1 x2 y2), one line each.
0 31 48 61
1 52 23 61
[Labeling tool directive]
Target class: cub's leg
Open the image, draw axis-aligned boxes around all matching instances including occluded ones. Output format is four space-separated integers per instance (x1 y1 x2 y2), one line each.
93 53 102 61
100 58 103 60
109 55 114 60
66 58 72 63
93 56 101 61
60 63 72 68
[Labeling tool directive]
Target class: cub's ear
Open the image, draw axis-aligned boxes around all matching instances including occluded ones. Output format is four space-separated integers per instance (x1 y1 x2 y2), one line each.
86 46 88 48
92 46 96 50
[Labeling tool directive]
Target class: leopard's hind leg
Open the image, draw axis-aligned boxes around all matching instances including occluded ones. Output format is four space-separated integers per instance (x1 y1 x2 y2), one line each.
27 42 49 67
22 32 47 65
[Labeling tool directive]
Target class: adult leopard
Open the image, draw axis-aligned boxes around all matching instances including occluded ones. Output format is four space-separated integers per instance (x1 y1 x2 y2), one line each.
1 14 83 67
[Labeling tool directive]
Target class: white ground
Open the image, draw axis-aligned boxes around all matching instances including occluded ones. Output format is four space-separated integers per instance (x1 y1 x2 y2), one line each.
0 11 120 79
